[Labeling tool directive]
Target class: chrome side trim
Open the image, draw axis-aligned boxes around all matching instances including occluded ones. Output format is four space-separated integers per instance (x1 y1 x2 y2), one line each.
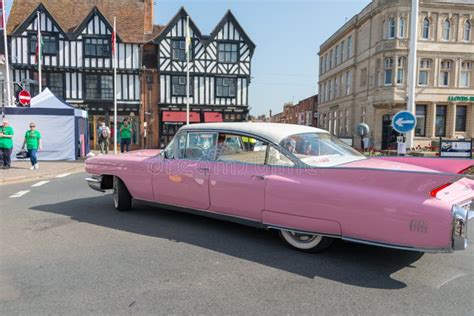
452 204 470 251
267 225 451 253
342 237 452 253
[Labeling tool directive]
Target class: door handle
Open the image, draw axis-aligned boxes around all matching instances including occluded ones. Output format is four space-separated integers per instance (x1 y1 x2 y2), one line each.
198 167 209 172
252 175 265 180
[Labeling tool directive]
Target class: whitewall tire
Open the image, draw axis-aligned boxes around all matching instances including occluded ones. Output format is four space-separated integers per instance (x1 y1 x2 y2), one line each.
278 230 334 253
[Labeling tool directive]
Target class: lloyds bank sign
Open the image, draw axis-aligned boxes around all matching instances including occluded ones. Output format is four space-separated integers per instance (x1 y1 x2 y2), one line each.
448 96 474 102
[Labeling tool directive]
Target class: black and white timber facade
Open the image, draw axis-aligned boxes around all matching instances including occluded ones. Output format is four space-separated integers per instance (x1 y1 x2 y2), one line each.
153 8 255 145
8 4 142 146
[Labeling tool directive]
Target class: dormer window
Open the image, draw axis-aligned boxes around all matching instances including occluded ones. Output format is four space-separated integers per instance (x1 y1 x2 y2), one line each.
84 38 111 58
29 34 58 55
172 39 186 61
218 43 238 63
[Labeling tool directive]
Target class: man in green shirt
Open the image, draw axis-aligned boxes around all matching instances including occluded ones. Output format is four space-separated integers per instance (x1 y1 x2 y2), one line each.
120 119 133 153
22 122 42 170
0 119 14 169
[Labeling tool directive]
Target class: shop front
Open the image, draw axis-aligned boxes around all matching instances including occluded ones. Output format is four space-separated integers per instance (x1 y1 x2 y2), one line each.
82 103 141 151
159 108 246 148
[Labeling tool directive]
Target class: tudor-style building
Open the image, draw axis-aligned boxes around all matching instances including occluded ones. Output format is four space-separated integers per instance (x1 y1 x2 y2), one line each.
153 8 255 146
7 0 157 149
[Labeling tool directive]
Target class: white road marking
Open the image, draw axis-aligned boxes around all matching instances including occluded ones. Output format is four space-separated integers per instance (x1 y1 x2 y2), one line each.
55 173 71 178
31 180 50 187
9 190 31 198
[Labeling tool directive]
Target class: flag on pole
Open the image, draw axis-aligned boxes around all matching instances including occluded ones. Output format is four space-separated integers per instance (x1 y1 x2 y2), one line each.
35 34 44 65
0 0 4 30
185 23 192 54
111 27 116 56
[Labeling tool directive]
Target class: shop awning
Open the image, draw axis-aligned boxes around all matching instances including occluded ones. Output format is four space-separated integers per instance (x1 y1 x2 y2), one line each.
204 112 223 123
162 111 201 123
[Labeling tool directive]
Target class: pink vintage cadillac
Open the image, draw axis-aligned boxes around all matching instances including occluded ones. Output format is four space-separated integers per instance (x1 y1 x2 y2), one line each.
85 123 473 253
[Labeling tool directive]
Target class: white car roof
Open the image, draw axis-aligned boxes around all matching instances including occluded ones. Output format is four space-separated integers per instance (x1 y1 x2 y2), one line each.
179 122 329 144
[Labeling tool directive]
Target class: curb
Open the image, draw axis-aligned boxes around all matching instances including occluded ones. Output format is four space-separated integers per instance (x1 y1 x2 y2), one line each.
0 165 85 185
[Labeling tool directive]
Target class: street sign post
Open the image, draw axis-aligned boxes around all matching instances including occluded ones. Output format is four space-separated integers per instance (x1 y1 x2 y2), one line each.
391 111 417 134
18 90 32 106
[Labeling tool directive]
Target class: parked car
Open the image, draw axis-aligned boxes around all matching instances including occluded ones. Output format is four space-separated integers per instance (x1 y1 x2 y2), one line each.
85 123 473 253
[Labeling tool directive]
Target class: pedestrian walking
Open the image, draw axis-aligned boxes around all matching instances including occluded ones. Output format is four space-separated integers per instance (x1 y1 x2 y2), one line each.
120 119 133 153
97 122 111 154
0 119 14 169
22 122 42 170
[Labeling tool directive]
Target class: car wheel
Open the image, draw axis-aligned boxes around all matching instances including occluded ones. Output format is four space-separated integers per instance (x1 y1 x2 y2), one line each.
278 230 333 253
113 177 132 211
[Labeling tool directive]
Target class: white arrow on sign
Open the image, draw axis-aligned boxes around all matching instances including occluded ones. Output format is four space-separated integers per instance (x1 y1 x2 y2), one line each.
395 118 415 127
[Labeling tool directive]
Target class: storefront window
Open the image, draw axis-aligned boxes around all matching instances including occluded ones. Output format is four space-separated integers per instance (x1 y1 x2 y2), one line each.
415 105 426 137
455 106 467 132
435 105 447 137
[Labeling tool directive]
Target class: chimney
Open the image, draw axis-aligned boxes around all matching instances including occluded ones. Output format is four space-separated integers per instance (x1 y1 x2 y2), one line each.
144 0 154 34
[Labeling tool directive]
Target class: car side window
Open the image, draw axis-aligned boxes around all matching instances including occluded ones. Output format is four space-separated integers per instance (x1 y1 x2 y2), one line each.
216 133 268 165
177 132 217 160
267 146 295 167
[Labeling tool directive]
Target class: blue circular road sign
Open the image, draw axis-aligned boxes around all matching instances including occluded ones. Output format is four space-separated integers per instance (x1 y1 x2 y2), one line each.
391 111 417 134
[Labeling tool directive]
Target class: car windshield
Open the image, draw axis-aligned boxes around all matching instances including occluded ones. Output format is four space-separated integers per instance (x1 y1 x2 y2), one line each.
280 133 365 167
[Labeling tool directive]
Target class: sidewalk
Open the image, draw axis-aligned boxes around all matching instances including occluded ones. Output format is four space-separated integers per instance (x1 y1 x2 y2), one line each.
0 160 85 184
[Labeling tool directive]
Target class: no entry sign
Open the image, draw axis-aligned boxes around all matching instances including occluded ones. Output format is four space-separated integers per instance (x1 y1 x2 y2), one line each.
19 90 32 106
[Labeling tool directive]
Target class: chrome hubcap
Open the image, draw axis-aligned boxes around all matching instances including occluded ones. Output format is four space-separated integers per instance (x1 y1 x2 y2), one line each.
281 230 323 250
113 182 118 208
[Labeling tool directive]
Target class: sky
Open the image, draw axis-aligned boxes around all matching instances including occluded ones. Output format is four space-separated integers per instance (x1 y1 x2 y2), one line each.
4 0 370 116
153 0 369 116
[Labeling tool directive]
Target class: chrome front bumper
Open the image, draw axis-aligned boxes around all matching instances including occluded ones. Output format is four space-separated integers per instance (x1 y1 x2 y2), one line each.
452 202 473 251
85 175 104 192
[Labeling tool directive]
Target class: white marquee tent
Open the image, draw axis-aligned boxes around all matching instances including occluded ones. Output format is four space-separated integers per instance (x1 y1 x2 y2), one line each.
4 89 89 160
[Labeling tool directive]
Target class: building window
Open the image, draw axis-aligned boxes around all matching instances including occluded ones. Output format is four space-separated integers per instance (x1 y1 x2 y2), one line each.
360 68 367 87
397 57 406 84
341 40 345 62
48 73 64 99
171 39 186 61
415 105 426 137
328 79 333 100
218 43 238 63
384 57 394 85
101 75 113 100
418 58 432 86
29 35 58 55
435 105 447 137
329 49 333 69
85 74 113 100
442 19 450 40
216 77 236 97
439 60 452 87
84 38 111 58
347 35 353 58
172 76 193 96
464 20 472 42
345 71 352 95
361 106 366 123
460 61 472 88
422 18 430 39
456 106 467 132
387 18 396 39
399 17 406 38
321 56 325 74
325 53 330 72
334 77 339 98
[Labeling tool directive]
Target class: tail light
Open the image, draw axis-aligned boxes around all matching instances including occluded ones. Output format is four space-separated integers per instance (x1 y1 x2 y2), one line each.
458 166 474 175
430 183 452 198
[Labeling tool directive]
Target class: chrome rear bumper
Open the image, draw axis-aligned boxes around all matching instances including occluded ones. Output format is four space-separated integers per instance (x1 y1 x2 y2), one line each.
452 202 472 251
85 176 104 192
